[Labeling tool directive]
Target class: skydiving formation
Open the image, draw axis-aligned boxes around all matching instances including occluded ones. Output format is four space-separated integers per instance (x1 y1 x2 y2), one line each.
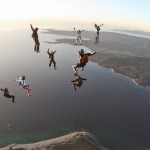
0 22 102 103
94 23 103 44
71 74 87 91
74 28 84 45
47 48 57 69
72 49 97 75
30 24 40 52
0 88 15 103
15 76 31 96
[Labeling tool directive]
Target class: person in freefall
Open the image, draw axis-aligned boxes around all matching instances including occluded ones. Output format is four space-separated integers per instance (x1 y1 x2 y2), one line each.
15 76 31 96
72 49 97 75
94 23 103 44
71 73 87 91
74 28 84 45
47 48 57 69
0 88 15 103
30 24 40 52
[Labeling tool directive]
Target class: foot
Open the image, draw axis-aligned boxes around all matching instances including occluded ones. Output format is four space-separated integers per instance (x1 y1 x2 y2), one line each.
12 97 15 103
81 67 84 71
75 44 77 45
54 67 57 70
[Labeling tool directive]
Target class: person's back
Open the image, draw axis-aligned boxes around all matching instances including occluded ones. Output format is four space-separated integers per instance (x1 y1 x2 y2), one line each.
47 49 57 69
30 24 40 51
32 30 38 38
77 30 81 36
72 49 97 74
4 88 9 97
49 52 54 60
80 53 89 65
96 26 100 33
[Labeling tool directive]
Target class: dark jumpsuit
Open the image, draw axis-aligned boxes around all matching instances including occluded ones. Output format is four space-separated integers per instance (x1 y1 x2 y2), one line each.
47 51 56 68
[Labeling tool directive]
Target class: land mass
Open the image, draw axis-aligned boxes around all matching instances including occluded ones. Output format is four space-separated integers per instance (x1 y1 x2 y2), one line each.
113 29 150 36
1 132 108 150
42 29 150 86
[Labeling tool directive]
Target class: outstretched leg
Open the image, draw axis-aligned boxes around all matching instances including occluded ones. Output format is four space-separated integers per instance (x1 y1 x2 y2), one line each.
71 82 77 90
5 95 15 103
75 37 78 45
72 64 78 74
79 38 82 45
53 60 57 69
49 59 53 68
35 41 40 52
22 86 31 96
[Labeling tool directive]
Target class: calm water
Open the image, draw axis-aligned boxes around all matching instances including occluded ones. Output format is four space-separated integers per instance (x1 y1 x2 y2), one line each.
0 29 150 150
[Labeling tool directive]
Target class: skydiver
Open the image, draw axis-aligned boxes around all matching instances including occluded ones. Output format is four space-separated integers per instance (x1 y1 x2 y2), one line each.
0 88 15 103
74 28 84 45
72 49 97 75
15 76 31 96
47 48 57 69
71 74 87 91
30 24 40 52
94 23 103 43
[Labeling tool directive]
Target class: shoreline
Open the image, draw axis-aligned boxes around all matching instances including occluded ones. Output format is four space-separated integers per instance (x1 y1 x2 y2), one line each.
1 131 108 150
41 29 150 87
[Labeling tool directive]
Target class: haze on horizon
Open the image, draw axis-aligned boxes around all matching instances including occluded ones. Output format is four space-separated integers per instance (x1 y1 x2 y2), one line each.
0 0 149 31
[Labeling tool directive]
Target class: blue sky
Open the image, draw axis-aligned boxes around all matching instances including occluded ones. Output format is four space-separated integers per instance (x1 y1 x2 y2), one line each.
0 0 149 31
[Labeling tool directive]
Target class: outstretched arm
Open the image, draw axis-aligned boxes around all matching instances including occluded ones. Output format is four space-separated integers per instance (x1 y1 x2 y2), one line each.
0 88 4 91
30 24 34 31
53 50 56 54
47 48 50 55
98 24 104 27
81 78 87 81
87 51 97 56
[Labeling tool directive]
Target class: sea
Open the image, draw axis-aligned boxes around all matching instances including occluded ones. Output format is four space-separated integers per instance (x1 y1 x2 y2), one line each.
0 28 150 150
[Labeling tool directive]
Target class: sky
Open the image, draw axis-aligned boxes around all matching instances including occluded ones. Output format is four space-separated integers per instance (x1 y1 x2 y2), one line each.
0 0 150 31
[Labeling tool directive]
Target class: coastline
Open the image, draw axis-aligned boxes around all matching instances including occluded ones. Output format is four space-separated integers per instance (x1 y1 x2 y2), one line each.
1 132 108 150
41 29 150 87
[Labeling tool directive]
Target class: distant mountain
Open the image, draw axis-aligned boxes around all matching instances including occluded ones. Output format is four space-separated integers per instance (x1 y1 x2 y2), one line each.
113 29 150 36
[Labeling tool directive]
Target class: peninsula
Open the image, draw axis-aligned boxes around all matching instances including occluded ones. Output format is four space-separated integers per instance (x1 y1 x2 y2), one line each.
42 29 150 86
